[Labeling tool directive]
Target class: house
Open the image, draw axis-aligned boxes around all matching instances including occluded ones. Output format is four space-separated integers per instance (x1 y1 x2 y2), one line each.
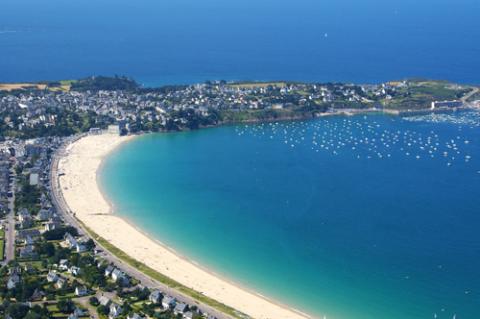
23 263 35 273
59 259 69 271
111 268 123 281
67 314 78 319
19 215 33 229
23 235 34 245
64 233 77 248
17 229 41 241
104 265 114 277
47 270 59 282
111 268 128 284
73 308 85 317
99 296 111 307
183 311 194 319
431 100 463 110
7 274 20 289
55 276 67 289
174 302 188 315
162 296 176 309
44 222 60 232
75 243 86 253
19 245 37 259
149 290 162 304
17 208 31 222
30 289 45 301
127 314 144 319
36 208 52 221
69 266 81 276
109 303 123 319
75 286 88 296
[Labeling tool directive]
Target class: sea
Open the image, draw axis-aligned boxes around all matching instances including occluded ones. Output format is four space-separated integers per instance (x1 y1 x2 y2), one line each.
3 0 480 318
101 111 480 319
1 0 479 85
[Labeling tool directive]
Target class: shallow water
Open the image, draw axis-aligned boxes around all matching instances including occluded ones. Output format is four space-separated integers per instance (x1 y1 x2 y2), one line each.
101 112 480 319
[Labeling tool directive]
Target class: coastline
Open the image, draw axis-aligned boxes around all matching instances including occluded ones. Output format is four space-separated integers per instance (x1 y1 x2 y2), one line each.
57 132 312 319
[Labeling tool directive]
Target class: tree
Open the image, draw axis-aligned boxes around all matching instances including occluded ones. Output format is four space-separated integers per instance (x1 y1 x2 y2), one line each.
6 303 30 319
97 305 109 316
89 296 99 306
57 298 75 313
85 239 95 250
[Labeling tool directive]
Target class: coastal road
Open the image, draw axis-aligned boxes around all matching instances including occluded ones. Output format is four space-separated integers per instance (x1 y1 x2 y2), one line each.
49 140 236 319
461 87 479 104
4 166 16 264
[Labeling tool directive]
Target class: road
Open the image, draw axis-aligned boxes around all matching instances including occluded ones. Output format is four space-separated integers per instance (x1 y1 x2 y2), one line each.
461 87 479 104
49 139 235 319
4 165 16 264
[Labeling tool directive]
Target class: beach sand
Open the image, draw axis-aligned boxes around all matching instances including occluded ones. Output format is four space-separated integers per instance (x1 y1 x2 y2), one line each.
57 132 311 319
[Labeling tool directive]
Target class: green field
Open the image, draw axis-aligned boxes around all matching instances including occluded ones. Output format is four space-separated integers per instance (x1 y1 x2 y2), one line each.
0 229 4 261
228 81 287 89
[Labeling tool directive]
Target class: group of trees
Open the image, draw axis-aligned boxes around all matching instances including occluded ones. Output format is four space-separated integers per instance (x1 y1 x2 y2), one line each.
42 226 79 241
71 76 139 91
0 302 50 319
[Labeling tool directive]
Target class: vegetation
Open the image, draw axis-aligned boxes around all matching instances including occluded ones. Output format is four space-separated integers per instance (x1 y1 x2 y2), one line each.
0 229 4 260
0 108 114 139
77 220 248 319
14 178 42 215
43 226 79 241
71 75 139 91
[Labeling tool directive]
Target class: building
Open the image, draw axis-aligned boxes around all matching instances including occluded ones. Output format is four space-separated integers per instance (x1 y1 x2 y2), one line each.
99 296 111 307
174 302 188 315
64 232 77 248
59 259 69 271
183 311 194 319
44 221 60 232
104 265 114 277
36 208 52 221
111 268 128 285
29 172 39 186
149 290 162 304
162 296 176 309
69 266 81 276
109 303 123 319
89 127 102 135
7 274 20 289
75 286 88 296
19 245 37 258
75 243 86 253
107 124 120 135
47 270 59 283
55 277 67 289
431 100 463 110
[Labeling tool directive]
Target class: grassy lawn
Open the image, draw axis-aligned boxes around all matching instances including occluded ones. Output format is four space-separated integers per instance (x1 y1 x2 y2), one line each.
76 219 249 319
228 81 287 89
0 229 4 260
0 239 4 261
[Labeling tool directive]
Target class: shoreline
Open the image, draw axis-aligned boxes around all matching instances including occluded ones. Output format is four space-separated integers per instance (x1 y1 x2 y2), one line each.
57 132 313 319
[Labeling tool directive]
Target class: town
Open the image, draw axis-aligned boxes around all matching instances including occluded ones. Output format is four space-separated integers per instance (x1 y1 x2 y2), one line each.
1 76 478 139
0 76 479 319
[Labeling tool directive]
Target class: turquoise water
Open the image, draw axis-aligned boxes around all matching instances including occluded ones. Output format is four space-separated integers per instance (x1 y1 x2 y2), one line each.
101 112 480 319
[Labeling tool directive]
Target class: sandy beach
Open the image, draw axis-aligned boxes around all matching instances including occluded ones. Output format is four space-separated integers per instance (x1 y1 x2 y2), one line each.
57 132 311 319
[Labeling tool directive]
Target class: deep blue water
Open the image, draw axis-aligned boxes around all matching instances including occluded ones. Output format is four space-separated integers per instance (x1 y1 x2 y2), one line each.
1 0 480 85
101 112 480 319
